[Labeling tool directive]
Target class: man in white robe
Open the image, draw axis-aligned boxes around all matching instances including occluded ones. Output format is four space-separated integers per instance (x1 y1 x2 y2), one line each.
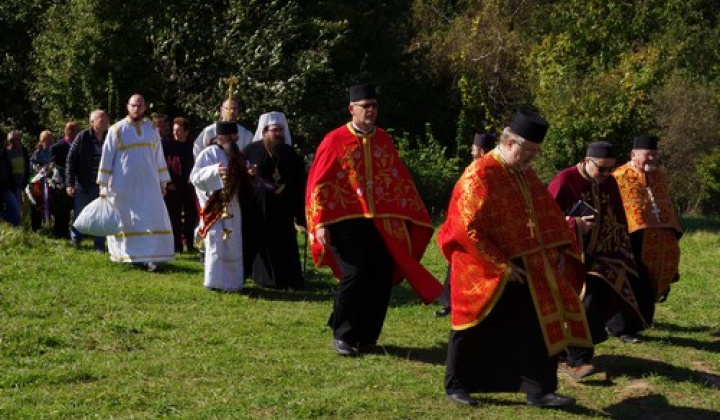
193 98 253 158
191 121 252 292
97 94 174 271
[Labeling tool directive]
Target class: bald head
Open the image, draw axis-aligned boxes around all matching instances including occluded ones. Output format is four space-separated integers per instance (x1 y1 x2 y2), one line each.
127 94 146 121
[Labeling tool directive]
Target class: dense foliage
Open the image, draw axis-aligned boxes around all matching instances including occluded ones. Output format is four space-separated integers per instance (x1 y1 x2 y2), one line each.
1 0 718 213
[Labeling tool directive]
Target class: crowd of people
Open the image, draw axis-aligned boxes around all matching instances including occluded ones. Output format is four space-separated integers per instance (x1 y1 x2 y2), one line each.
0 85 682 410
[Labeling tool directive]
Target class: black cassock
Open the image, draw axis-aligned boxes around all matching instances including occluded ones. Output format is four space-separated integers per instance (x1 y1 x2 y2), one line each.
243 141 306 289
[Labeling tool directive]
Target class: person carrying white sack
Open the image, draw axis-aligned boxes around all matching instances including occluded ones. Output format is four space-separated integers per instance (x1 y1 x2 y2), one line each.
191 121 253 292
96 94 174 272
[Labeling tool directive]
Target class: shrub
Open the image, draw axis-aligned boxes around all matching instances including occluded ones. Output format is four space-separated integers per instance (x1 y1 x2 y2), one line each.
393 123 463 218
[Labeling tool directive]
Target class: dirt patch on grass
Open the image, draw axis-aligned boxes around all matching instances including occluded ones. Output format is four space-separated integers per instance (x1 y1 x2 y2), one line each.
613 379 658 403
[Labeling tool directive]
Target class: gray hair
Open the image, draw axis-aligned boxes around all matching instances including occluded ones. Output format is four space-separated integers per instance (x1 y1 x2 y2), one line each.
89 109 106 124
500 127 523 145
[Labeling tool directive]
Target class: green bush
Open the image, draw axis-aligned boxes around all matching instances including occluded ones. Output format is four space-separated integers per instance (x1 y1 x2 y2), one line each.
393 123 463 218
697 146 720 215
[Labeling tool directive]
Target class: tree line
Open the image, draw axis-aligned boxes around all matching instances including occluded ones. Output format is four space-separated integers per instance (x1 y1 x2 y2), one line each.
1 0 718 213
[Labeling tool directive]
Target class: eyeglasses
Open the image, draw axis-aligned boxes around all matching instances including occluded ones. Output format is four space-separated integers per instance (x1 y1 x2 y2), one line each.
588 159 615 173
512 139 541 156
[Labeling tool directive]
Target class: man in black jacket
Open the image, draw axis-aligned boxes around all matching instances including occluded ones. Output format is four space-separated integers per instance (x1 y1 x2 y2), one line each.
66 110 108 250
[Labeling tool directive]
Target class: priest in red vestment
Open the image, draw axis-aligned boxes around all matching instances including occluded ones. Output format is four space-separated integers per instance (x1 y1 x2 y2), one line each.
306 84 442 357
611 135 682 335
439 110 592 408
547 141 647 380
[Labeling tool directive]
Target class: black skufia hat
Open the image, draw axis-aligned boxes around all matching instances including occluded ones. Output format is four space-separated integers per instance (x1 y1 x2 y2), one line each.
216 121 238 135
349 84 377 102
633 135 658 150
586 141 615 158
473 132 497 150
509 110 549 143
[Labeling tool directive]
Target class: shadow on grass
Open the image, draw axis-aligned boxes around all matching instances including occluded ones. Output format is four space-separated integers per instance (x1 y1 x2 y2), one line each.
374 342 446 365
605 394 720 420
641 334 720 353
456 394 607 417
241 279 336 302
156 263 203 275
242 288 335 302
593 354 720 389
652 321 717 334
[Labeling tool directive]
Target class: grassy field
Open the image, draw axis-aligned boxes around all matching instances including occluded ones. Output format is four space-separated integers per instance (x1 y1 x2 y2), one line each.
1 217 719 419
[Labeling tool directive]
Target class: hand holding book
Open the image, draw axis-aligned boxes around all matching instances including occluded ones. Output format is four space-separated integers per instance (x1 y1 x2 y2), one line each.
567 200 598 218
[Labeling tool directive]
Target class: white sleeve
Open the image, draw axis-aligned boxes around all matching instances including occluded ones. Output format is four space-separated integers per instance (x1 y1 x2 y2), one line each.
97 125 118 187
190 149 224 194
236 124 254 150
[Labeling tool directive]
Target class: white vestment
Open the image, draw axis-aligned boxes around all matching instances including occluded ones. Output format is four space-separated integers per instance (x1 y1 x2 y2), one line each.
97 117 174 263
193 122 253 158
191 145 244 292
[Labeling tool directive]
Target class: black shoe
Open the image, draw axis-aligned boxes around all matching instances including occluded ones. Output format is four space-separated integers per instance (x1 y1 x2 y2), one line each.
619 334 642 344
435 307 451 317
332 339 358 357
446 391 478 407
526 393 575 408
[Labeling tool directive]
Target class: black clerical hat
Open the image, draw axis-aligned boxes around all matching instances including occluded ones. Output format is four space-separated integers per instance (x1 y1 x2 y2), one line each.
586 141 615 158
509 110 549 143
216 121 237 135
473 132 497 150
633 135 658 150
349 84 377 102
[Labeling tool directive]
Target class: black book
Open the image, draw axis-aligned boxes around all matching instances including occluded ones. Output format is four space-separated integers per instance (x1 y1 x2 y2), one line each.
567 200 598 217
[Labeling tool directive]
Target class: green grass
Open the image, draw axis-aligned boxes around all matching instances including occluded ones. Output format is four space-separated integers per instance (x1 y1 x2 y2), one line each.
1 217 719 419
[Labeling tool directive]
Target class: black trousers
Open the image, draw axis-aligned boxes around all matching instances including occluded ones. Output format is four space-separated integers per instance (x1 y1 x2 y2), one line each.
164 185 198 252
52 189 72 239
445 282 559 396
326 219 393 346
436 265 451 309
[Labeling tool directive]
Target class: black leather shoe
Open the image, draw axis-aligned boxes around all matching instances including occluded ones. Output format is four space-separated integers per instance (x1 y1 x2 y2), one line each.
434 307 451 317
526 393 575 408
333 339 358 357
446 392 478 406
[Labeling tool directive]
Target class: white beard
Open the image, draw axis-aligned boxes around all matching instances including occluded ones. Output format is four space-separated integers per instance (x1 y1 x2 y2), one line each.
644 164 657 172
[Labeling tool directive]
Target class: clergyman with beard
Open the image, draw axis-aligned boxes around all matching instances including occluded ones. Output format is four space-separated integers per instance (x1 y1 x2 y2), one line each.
97 94 174 272
190 121 253 292
547 141 648 381
242 111 307 291
610 136 682 338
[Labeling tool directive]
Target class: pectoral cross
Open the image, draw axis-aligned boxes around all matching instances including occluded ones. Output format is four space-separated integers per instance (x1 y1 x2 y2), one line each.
647 187 661 221
527 218 536 238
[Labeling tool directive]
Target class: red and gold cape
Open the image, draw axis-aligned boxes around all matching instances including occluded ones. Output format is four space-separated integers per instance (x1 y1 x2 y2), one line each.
613 164 682 299
439 150 592 355
306 123 441 303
